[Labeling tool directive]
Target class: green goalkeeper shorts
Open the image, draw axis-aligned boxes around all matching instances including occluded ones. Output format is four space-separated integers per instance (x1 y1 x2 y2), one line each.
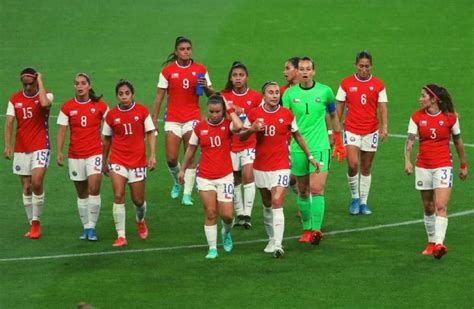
290 149 330 176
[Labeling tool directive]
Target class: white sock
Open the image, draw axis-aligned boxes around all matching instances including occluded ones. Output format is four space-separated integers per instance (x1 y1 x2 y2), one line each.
233 184 244 216
204 224 217 250
243 182 256 217
88 195 101 229
22 194 33 223
77 197 89 229
32 192 45 221
222 220 233 234
135 201 147 222
435 216 448 245
347 174 359 199
424 214 436 243
168 163 180 184
272 208 285 247
113 203 126 238
359 174 372 204
263 206 274 240
183 168 196 195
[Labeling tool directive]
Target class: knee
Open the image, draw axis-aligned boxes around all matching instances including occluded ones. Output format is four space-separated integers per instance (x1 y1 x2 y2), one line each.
132 198 145 206
113 192 125 204
310 184 324 195
348 162 358 174
435 201 447 213
271 196 284 208
88 184 101 196
30 180 43 195
205 210 217 222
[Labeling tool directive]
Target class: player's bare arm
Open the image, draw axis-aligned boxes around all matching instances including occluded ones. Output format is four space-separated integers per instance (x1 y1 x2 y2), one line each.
404 133 416 175
378 102 388 140
452 134 467 180
3 115 14 159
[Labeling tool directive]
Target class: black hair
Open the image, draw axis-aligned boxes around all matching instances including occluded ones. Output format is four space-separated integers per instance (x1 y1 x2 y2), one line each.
299 56 315 69
20 67 37 76
261 81 279 94
424 84 455 114
207 92 226 118
75 73 103 102
355 51 373 64
163 36 192 66
115 79 135 95
287 57 300 69
223 61 249 91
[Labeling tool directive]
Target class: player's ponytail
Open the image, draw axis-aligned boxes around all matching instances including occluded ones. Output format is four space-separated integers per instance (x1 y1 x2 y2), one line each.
163 36 192 66
424 84 455 114
223 61 249 92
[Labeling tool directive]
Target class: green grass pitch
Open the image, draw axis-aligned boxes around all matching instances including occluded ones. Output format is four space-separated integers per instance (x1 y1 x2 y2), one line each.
0 0 473 308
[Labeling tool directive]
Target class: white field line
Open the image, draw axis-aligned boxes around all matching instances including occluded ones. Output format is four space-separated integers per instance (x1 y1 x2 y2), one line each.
0 114 472 147
1 209 472 263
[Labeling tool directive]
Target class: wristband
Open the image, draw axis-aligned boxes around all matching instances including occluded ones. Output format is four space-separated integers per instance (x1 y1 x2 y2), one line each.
460 162 467 169
308 155 314 160
327 130 333 135
227 108 235 114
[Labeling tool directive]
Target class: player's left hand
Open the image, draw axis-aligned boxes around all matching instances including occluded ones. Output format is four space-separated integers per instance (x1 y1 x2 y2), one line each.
332 131 346 162
4 145 12 160
197 76 208 88
148 156 156 171
459 166 467 181
380 128 388 141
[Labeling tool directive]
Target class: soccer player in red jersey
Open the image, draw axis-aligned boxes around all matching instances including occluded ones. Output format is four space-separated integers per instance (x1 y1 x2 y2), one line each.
178 94 242 259
152 36 214 206
221 61 262 229
102 80 156 247
57 73 109 241
405 84 467 259
336 51 388 215
241 81 318 258
4 68 53 239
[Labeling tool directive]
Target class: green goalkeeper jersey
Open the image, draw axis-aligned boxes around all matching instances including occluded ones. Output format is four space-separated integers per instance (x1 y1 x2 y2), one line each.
282 82 335 152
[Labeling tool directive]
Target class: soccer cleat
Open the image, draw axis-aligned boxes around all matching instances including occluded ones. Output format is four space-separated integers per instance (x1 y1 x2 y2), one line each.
233 215 245 227
137 220 148 240
29 220 41 239
349 198 360 215
360 204 372 215
79 228 90 240
421 242 435 255
433 244 448 259
24 226 32 238
87 228 98 241
170 183 181 199
222 229 233 252
298 230 313 243
112 237 127 247
264 239 276 253
243 216 252 229
273 246 285 258
311 230 324 246
205 248 218 259
181 193 193 206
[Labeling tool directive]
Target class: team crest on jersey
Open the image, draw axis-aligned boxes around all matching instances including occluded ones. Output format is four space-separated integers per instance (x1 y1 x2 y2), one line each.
34 100 39 104
439 120 444 126
315 97 321 103
293 98 300 103
70 110 78 116
192 72 196 76
91 108 96 114
200 130 208 136
114 118 121 124
369 86 374 91
246 100 252 105
420 120 427 126
278 118 284 124
221 126 226 131
134 116 139 121
14 102 23 108
171 73 179 78
349 87 358 92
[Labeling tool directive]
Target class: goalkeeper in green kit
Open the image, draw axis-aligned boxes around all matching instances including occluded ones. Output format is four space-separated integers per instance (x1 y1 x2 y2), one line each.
282 56 346 245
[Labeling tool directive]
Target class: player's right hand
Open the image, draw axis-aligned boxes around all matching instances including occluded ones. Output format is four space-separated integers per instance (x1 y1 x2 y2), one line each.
102 164 110 176
405 162 413 175
250 120 265 132
57 153 64 166
4 146 12 160
459 166 467 181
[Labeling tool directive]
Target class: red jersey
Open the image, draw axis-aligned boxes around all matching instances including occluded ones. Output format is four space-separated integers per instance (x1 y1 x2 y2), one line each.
221 89 262 152
190 118 233 179
57 98 108 159
245 105 297 171
102 103 155 169
6 91 53 152
408 109 460 169
336 74 387 135
157 61 211 123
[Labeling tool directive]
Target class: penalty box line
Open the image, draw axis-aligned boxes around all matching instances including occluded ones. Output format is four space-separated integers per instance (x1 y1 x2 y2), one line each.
1 209 473 263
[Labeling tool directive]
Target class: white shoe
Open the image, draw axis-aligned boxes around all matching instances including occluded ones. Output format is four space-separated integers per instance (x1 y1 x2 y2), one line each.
264 239 276 253
273 246 284 258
